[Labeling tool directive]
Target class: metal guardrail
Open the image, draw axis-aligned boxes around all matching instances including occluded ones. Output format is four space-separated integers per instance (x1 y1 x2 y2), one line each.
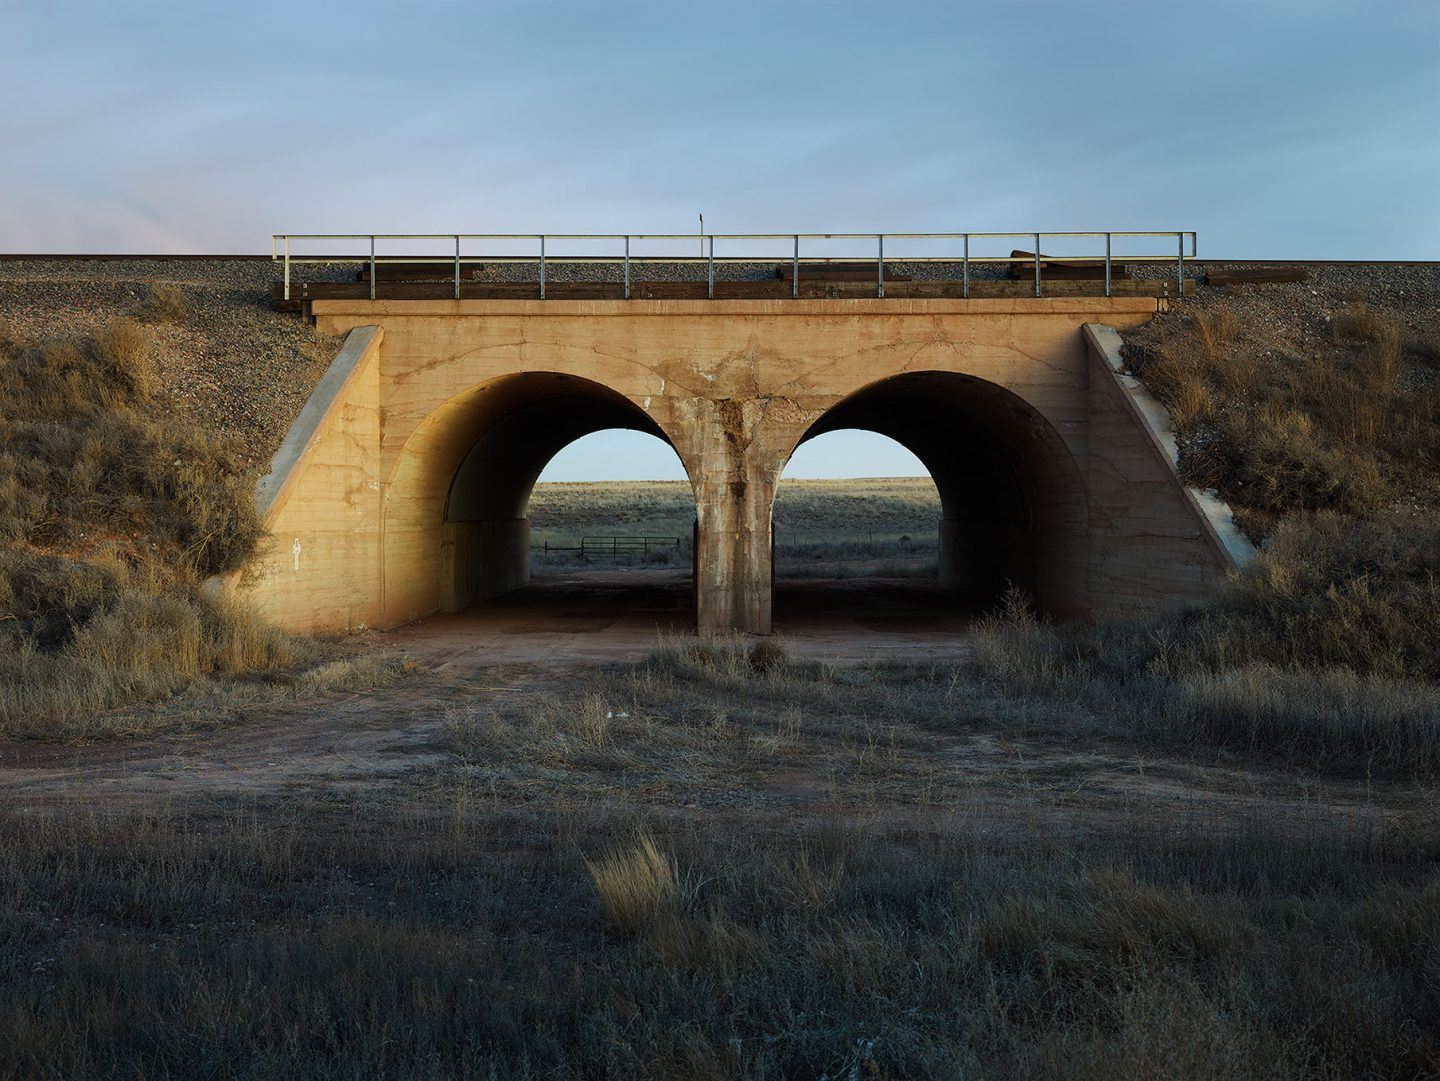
272 231 1197 302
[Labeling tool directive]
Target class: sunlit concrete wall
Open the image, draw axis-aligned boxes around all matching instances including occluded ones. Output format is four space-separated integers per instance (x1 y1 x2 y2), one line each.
238 326 385 631
237 296 1244 634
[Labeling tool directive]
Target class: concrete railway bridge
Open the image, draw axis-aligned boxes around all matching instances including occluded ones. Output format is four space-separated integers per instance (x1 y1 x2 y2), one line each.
237 231 1251 635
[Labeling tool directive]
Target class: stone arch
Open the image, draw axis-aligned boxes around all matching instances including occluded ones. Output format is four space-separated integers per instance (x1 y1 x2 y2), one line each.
771 370 1089 618
378 371 696 625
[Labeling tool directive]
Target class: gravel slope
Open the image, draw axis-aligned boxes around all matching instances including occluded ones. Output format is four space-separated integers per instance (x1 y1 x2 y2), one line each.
0 259 342 473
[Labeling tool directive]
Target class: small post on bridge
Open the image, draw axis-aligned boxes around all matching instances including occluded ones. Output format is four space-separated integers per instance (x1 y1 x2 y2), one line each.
962 233 969 299
1033 232 1041 298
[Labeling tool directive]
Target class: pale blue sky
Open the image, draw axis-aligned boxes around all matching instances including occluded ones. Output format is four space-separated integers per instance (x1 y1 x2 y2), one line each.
6 0 1438 478
537 429 927 483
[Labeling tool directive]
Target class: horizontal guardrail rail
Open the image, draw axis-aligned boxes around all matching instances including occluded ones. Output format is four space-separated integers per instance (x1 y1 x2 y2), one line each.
272 231 1197 302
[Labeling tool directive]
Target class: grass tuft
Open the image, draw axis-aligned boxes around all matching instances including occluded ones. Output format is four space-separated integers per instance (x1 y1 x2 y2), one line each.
586 832 681 934
133 282 189 325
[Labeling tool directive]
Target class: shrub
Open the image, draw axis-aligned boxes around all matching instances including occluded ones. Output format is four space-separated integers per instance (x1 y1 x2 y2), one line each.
970 515 1440 774
134 283 188 325
1198 513 1440 681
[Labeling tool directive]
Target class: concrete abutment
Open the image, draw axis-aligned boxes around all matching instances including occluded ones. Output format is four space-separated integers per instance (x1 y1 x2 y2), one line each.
230 298 1250 635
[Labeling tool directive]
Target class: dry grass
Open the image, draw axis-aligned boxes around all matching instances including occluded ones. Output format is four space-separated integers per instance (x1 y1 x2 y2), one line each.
4 520 1436 1076
132 282 189 325
586 832 682 934
0 773 1434 1078
0 321 260 572
1124 296 1440 531
0 324 369 737
970 513 1440 776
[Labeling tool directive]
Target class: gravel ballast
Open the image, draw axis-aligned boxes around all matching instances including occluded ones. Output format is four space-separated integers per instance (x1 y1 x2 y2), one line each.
0 259 343 473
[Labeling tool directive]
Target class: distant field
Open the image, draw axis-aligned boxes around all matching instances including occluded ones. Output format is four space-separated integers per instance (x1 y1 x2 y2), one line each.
527 477 941 575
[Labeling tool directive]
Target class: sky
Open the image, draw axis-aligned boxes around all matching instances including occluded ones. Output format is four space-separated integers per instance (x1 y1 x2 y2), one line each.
6 0 1438 479
537 428 927 483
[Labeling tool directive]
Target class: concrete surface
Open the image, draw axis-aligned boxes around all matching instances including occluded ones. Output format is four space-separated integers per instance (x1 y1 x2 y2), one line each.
254 325 383 522
377 569 977 667
232 296 1234 635
1083 323 1256 571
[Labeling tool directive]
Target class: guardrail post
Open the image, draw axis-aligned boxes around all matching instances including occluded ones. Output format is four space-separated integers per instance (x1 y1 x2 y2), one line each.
1033 233 1041 298
623 235 630 300
369 235 376 301
1177 232 1184 296
1105 232 1112 298
454 235 461 300
707 236 714 299
539 235 546 300
877 234 884 299
792 235 799 299
283 236 291 302
962 233 969 298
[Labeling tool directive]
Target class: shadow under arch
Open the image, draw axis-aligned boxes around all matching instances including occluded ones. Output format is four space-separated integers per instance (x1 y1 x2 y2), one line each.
776 370 1089 619
379 371 696 624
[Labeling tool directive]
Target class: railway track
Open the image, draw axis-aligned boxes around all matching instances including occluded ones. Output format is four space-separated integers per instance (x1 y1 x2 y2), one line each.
5 254 1434 316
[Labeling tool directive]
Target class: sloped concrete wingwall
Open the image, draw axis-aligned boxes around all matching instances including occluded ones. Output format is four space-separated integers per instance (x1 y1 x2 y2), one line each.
236 325 386 631
1083 323 1253 611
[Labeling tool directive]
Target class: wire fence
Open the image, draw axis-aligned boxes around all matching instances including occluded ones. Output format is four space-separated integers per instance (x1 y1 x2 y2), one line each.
537 536 684 557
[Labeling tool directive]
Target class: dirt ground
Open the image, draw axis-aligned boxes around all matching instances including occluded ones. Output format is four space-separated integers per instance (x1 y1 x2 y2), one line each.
1 569 1420 854
0 646 1405 842
379 569 978 669
2 569 979 809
